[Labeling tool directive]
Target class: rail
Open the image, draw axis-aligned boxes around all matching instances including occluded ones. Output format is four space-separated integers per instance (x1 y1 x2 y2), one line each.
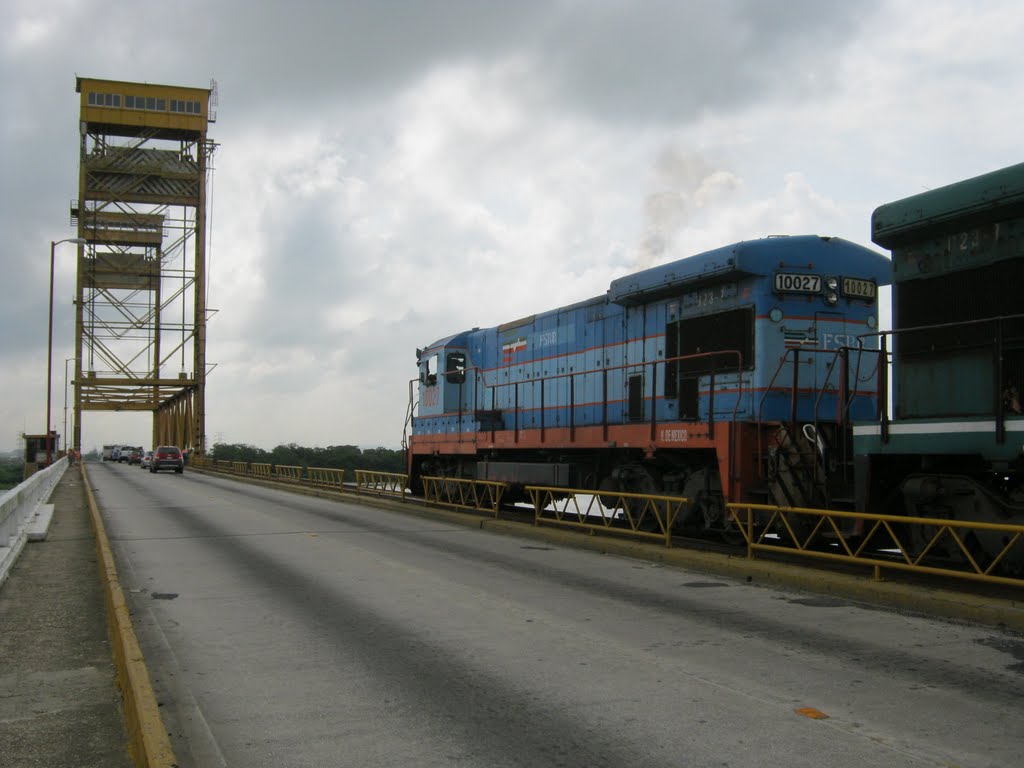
729 502 1024 588
421 476 507 516
354 470 407 499
275 464 303 482
858 312 1024 444
411 349 746 445
188 456 1024 589
526 486 687 547
1 457 67 587
308 467 346 489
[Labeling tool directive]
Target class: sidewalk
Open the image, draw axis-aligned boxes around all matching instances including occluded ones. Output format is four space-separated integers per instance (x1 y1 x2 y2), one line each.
0 468 133 768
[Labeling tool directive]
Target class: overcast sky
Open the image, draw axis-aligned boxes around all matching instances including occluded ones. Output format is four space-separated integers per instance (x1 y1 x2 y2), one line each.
2 0 1023 454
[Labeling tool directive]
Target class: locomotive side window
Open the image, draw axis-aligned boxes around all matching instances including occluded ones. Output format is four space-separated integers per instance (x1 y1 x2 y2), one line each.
445 352 466 384
422 353 438 386
665 307 754 418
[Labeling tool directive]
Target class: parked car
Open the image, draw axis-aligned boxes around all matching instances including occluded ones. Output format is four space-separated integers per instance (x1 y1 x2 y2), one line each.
140 451 153 470
150 445 185 474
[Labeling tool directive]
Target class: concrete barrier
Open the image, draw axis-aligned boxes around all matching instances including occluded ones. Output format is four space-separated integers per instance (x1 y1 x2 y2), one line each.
0 457 66 588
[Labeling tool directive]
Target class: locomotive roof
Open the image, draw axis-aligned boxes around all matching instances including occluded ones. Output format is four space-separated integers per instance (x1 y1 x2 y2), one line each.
872 161 1024 248
608 235 889 306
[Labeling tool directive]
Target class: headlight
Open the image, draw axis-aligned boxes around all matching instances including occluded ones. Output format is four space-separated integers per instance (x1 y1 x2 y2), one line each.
826 291 838 306
867 315 877 329
825 276 838 290
769 308 783 322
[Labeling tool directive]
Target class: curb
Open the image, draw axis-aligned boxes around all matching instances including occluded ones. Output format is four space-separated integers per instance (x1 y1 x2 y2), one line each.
81 463 178 768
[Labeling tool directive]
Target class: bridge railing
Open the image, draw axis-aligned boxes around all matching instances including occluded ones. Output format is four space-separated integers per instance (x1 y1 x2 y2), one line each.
190 456 405 499
185 457 1024 588
526 486 686 547
1 457 67 587
353 470 407 499
728 502 1024 588
308 467 346 489
421 476 507 517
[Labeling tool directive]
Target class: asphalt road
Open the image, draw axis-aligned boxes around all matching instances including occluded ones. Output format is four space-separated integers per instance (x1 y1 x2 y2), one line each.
89 460 1024 768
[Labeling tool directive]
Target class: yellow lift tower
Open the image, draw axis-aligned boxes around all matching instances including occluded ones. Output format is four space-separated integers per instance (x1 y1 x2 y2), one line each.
72 77 217 455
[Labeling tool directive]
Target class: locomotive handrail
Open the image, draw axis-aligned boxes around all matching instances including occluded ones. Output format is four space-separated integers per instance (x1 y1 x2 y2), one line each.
411 349 747 447
729 501 1024 588
756 344 881 501
467 349 745 442
858 312 1024 444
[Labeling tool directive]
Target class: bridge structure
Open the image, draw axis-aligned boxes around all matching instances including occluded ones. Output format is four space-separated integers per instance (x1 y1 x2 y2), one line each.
69 77 218 455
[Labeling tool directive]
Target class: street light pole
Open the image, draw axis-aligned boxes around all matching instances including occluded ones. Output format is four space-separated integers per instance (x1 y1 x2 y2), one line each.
47 237 86 465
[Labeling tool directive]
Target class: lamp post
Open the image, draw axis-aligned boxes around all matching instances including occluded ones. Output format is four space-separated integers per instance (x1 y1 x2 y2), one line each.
47 237 87 465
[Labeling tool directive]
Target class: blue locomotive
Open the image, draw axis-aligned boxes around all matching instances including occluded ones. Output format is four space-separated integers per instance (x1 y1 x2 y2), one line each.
855 161 1024 568
407 235 891 536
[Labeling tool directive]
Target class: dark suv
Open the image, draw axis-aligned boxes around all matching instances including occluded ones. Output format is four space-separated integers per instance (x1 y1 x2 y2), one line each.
150 445 185 474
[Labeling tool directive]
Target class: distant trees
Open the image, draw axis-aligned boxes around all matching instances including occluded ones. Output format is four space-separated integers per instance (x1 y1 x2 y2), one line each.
0 458 22 490
208 442 405 474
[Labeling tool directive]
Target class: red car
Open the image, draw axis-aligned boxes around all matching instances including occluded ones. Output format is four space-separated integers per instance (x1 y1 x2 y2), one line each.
150 445 185 474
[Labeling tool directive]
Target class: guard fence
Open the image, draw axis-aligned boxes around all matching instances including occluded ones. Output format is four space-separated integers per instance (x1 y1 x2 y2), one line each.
187 458 1024 588
189 456 407 500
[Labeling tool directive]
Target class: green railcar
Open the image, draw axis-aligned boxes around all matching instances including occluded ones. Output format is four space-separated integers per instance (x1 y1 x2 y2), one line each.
855 162 1024 571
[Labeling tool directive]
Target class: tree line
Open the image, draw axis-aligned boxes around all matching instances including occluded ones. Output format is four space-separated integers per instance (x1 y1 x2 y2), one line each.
208 443 405 474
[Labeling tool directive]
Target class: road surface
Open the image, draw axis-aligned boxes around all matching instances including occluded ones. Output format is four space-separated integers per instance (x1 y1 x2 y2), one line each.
90 460 1023 768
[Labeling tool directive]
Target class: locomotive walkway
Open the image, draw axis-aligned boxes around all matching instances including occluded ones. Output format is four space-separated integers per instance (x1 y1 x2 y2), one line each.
0 469 133 767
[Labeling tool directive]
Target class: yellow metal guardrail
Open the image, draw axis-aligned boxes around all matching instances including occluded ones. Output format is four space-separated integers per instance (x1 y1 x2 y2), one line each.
251 462 272 479
729 503 1024 588
275 465 303 482
354 470 407 500
308 467 345 489
421 476 508 517
526 486 687 547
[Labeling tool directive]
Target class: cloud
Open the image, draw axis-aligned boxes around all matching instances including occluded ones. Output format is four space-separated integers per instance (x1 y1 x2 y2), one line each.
3 0 1024 452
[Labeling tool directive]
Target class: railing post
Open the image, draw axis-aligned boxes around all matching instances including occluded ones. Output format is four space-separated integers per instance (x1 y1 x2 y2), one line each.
540 377 545 443
879 335 889 443
790 348 800 436
995 318 1006 445
602 369 608 441
569 373 576 443
650 361 658 441
708 358 716 440
514 382 520 443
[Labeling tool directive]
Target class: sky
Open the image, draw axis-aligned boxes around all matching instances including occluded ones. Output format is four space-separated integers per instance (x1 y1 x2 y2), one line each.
2 0 1023 454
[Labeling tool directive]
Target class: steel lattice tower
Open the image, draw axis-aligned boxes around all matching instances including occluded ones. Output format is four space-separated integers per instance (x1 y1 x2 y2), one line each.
72 77 217 455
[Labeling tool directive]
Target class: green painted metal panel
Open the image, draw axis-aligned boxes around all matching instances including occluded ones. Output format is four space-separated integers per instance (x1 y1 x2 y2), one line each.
896 352 993 418
872 162 1024 249
853 418 1024 460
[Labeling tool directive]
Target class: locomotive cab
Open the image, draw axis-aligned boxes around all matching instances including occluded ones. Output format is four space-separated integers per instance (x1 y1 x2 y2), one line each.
415 335 474 421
